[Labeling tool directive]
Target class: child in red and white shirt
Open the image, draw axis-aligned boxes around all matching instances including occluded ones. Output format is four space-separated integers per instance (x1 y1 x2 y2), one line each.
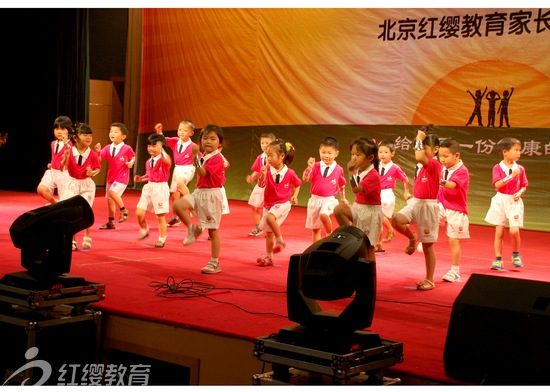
392 124 442 291
134 133 172 249
334 137 383 262
484 137 528 270
376 139 410 252
302 136 347 243
256 139 302 267
437 137 470 283
60 123 101 251
173 124 227 274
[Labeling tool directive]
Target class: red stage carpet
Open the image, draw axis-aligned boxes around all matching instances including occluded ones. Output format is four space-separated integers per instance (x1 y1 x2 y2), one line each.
1 189 549 384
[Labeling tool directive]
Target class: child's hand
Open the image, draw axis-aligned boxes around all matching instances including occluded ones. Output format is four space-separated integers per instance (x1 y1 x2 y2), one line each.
246 174 255 184
192 144 200 156
512 168 521 177
290 195 298 205
154 123 163 133
346 159 357 172
134 175 142 183
307 157 315 169
417 130 427 142
93 142 101 152
341 198 349 206
260 165 267 176
85 165 93 177
404 191 412 200
126 161 134 168
513 191 523 201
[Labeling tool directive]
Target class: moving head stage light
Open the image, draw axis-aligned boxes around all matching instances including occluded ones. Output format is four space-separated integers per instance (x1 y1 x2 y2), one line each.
9 195 94 279
281 225 380 352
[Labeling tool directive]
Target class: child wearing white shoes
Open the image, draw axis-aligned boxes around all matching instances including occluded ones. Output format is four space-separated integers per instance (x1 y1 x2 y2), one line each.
134 133 172 248
60 123 101 251
172 124 226 274
437 138 470 283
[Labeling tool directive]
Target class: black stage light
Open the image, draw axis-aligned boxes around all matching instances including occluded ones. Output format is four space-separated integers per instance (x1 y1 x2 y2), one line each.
9 195 94 278
280 225 379 352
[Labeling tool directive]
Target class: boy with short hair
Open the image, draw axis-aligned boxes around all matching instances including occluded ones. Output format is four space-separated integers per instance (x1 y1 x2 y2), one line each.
437 138 470 282
376 139 410 252
154 121 199 227
95 122 135 230
302 136 347 243
484 137 528 269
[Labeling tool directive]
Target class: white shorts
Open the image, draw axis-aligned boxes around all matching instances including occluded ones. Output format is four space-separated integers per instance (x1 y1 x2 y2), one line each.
137 182 170 215
39 168 70 195
484 192 524 228
60 177 96 207
396 198 440 243
350 203 383 247
248 183 265 208
439 203 470 239
105 181 128 200
184 188 223 229
380 188 396 218
305 195 338 229
259 201 292 233
169 164 196 193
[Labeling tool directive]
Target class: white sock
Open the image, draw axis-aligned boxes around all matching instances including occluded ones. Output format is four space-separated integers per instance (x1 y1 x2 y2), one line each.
451 265 460 273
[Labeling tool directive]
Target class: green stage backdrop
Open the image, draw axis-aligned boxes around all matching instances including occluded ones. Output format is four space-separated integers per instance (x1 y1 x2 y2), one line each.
135 125 549 232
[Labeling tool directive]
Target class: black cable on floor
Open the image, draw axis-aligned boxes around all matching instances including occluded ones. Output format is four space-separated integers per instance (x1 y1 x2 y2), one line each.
148 276 288 318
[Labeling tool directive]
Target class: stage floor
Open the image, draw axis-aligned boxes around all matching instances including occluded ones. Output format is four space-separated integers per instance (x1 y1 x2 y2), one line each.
1 189 549 384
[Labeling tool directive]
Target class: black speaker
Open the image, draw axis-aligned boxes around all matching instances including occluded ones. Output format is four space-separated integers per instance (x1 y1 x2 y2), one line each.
444 273 550 385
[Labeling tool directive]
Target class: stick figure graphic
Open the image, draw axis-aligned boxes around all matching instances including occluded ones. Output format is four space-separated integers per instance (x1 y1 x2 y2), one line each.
465 86 488 126
2 347 52 386
486 90 501 127
498 87 515 127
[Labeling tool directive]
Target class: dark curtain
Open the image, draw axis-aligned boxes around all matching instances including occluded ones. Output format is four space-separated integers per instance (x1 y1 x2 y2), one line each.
0 9 89 192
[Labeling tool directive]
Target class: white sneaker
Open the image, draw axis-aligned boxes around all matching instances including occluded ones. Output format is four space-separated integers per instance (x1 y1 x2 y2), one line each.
442 270 460 282
201 260 221 274
184 225 204 246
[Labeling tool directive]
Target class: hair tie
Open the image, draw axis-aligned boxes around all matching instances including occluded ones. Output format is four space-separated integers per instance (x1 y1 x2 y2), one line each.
285 142 292 152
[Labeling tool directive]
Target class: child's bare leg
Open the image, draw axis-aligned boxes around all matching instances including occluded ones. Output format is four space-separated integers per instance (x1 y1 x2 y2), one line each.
382 215 394 241
333 204 352 226
493 225 505 258
209 228 220 258
136 208 147 230
312 228 322 243
156 213 167 238
37 185 56 204
173 198 193 227
320 213 332 236
392 213 417 254
449 238 461 267
265 232 275 253
509 226 521 254
109 190 125 210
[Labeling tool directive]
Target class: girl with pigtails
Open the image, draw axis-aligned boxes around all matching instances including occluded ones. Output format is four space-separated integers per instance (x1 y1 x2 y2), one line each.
256 139 302 267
